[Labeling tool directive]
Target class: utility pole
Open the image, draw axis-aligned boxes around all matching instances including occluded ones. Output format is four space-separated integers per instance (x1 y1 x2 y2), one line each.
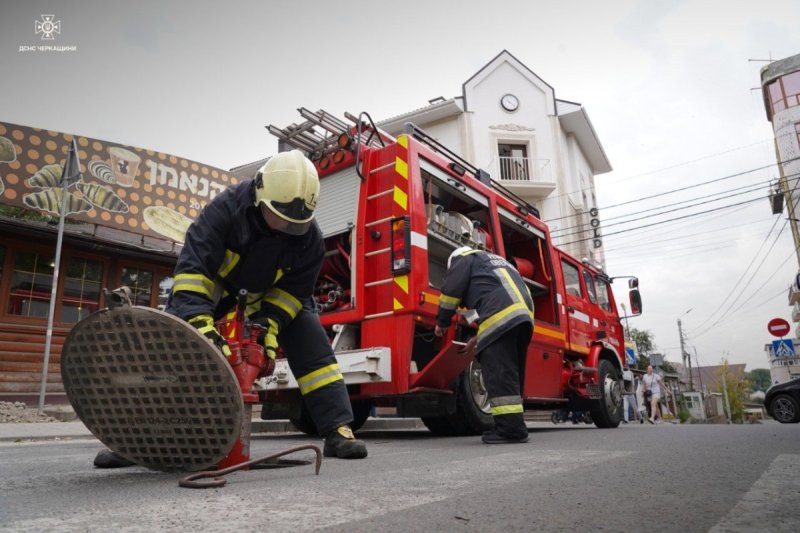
721 367 732 424
677 319 694 390
677 309 693 390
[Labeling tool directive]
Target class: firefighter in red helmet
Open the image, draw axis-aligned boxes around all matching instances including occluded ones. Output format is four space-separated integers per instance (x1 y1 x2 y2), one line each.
94 150 367 467
435 246 534 444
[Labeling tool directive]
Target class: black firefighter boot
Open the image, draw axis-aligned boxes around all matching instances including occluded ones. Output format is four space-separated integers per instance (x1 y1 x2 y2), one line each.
93 449 136 468
482 413 529 444
323 425 368 459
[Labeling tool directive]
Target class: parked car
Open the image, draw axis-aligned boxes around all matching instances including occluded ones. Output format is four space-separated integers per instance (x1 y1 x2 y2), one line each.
764 377 800 423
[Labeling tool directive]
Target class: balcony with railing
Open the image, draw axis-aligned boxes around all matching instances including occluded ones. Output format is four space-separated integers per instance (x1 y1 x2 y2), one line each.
496 156 556 198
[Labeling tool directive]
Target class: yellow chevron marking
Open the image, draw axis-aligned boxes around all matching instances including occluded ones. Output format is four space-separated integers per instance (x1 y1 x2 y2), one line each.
395 156 408 180
394 274 409 294
393 298 404 310
397 135 408 148
394 186 408 209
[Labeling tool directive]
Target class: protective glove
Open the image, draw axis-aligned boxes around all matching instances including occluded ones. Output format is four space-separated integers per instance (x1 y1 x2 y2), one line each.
188 314 231 357
257 317 279 360
457 336 478 358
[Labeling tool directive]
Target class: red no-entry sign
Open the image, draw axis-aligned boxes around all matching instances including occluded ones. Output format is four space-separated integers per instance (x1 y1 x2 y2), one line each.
768 318 791 337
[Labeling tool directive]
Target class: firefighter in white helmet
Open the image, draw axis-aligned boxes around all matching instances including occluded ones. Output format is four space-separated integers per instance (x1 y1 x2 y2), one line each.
94 150 367 467
435 246 534 444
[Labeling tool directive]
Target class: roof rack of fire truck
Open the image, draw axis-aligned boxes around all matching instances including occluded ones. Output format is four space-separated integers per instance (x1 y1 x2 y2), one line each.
403 122 540 219
267 108 390 158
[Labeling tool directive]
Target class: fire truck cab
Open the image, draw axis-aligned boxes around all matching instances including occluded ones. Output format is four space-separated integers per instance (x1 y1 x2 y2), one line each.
258 109 642 434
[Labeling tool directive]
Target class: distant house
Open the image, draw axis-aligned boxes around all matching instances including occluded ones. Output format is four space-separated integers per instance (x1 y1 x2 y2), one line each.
688 364 747 395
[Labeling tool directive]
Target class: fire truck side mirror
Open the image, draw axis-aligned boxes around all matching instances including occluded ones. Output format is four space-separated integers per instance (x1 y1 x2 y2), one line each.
629 288 642 316
628 277 639 289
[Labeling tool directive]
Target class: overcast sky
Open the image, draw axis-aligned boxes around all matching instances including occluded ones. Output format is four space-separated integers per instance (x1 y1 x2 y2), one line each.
2 0 800 373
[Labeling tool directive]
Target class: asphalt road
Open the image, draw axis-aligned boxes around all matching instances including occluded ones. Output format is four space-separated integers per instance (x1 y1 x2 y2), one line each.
1 421 798 532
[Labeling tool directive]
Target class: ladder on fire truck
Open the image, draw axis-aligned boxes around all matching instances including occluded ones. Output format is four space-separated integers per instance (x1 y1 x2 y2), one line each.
267 108 389 158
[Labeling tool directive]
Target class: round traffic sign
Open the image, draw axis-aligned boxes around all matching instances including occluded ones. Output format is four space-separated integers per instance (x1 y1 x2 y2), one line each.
768 318 791 337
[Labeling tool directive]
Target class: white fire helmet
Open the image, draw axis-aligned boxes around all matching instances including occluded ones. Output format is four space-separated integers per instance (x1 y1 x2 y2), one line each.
448 246 474 269
254 150 320 235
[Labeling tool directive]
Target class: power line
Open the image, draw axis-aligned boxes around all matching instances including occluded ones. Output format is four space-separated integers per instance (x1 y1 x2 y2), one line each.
541 133 798 212
602 218 774 254
727 245 798 317
600 203 761 245
561 196 766 246
687 169 800 337
551 181 772 237
687 214 782 334
543 156 797 225
690 219 789 338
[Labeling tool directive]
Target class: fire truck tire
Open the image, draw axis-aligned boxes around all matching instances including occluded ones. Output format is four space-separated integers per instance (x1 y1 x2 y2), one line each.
590 359 622 428
421 362 494 436
290 400 372 436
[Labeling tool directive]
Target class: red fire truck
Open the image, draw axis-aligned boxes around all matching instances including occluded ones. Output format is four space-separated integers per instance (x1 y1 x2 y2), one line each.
258 109 642 434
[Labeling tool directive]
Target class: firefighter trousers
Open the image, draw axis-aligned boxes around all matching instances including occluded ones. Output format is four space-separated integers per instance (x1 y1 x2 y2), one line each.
278 305 353 436
478 322 532 437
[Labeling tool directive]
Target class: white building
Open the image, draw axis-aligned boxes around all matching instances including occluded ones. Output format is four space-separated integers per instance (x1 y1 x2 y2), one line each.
379 50 612 264
763 339 800 385
761 53 800 385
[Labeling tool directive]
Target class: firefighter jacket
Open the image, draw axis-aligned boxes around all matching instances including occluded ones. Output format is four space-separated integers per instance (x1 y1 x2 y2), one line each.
437 250 534 352
166 179 325 339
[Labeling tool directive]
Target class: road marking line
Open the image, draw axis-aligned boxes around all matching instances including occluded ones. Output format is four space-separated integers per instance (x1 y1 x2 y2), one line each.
710 454 800 533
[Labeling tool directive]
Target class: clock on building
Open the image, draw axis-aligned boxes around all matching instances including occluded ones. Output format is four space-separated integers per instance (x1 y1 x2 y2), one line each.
500 94 519 112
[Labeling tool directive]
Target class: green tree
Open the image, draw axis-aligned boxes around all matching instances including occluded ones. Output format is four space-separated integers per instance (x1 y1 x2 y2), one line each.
628 327 655 370
716 358 747 423
746 368 771 391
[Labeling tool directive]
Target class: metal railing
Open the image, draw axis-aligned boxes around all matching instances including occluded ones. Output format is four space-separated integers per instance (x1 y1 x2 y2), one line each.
497 157 551 182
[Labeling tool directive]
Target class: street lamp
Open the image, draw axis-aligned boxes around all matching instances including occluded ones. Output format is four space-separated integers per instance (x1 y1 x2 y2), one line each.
620 303 630 339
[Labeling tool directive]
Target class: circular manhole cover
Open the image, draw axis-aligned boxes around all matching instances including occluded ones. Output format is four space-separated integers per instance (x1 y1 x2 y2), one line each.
61 305 243 472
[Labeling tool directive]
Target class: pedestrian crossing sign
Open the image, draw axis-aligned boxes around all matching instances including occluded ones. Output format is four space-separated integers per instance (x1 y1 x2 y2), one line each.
772 339 796 357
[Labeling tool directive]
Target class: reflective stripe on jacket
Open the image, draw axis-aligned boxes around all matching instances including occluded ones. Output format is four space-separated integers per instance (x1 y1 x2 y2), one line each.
437 250 534 352
166 179 324 338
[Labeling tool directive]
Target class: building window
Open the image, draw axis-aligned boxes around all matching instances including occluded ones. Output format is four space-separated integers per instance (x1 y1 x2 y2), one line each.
498 143 529 181
121 267 154 306
8 251 55 318
767 71 800 115
61 257 103 322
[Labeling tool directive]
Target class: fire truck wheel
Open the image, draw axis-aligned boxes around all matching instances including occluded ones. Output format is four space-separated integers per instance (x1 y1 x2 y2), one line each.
421 361 494 436
589 359 622 428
